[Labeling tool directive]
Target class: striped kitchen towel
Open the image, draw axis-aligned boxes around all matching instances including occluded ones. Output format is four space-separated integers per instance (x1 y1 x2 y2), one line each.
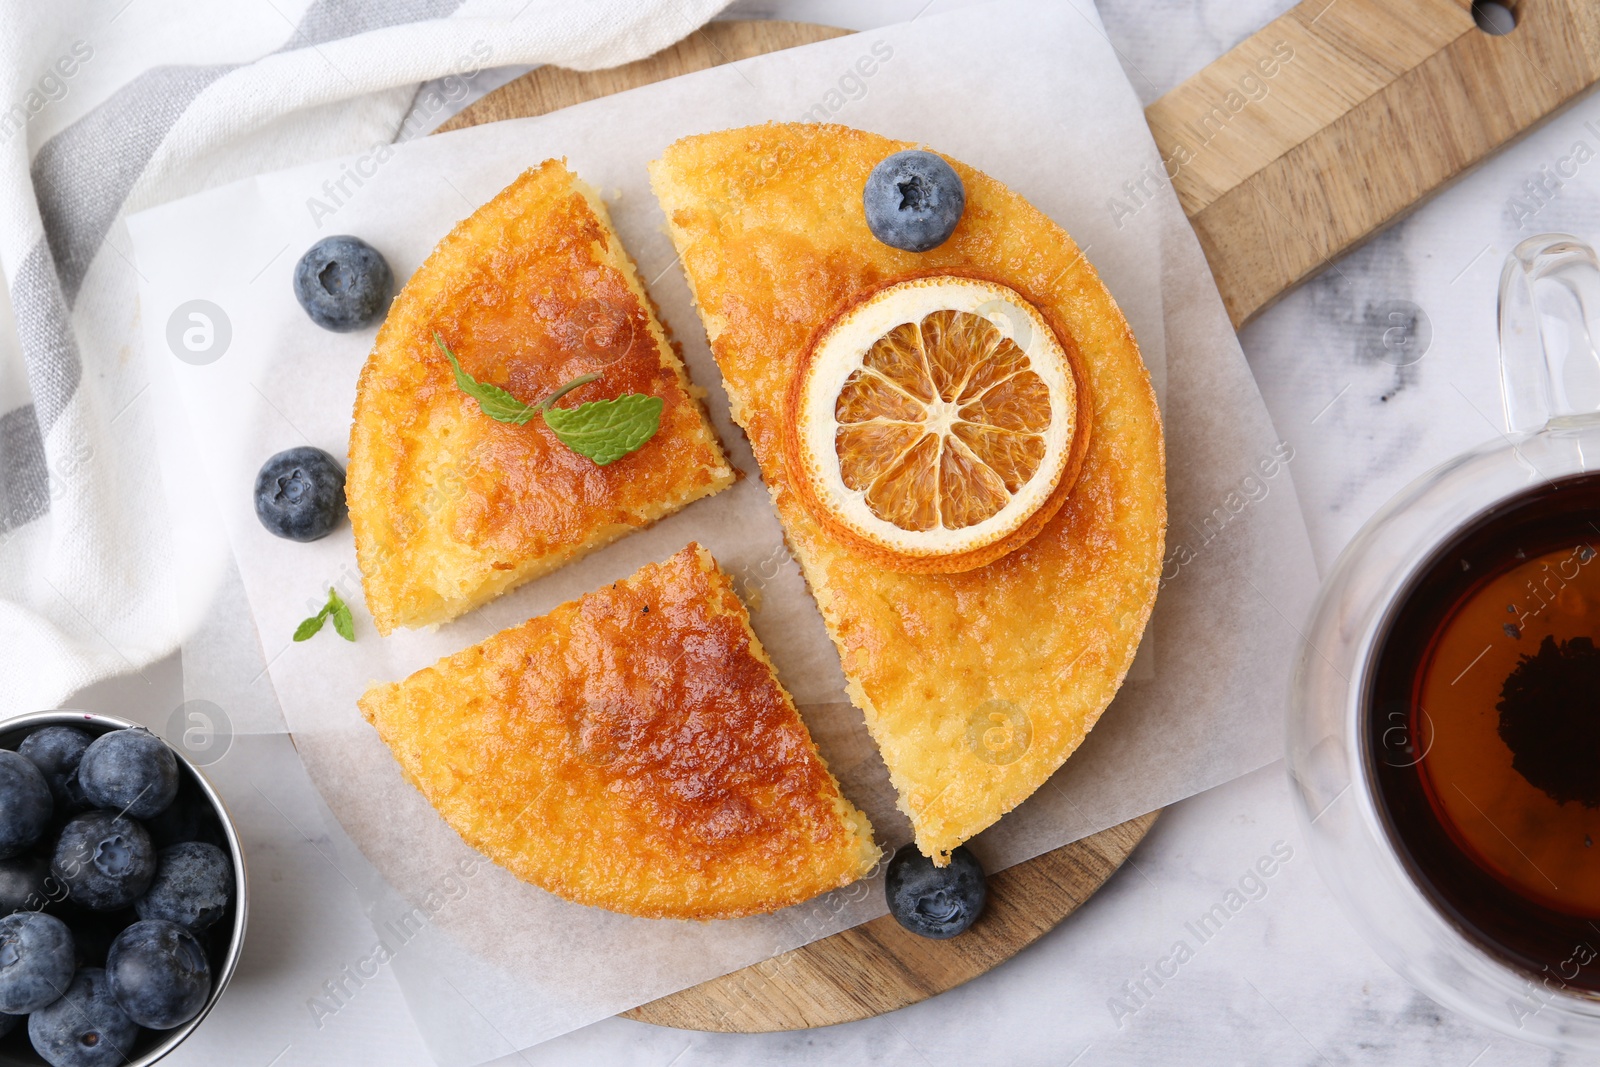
0 0 732 714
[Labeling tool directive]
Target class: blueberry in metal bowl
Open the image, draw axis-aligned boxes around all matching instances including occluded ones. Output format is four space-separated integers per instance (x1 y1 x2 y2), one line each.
134 844 232 934
0 710 248 1066
0 751 53 862
142 778 226 853
0 855 51 916
27 967 138 1067
105 920 211 1030
68 908 137 970
76 729 178 822
0 912 76 1014
18 726 92 812
52 812 156 913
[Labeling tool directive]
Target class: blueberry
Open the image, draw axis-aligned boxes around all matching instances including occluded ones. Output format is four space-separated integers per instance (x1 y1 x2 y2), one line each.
77 729 177 821
106 919 210 1030
253 446 346 542
20 727 93 812
53 812 156 911
863 150 966 253
0 750 53 859
0 912 75 1013
67 909 136 969
0 854 52 914
884 843 986 939
135 843 232 933
293 234 393 331
143 778 226 852
29 968 139 1067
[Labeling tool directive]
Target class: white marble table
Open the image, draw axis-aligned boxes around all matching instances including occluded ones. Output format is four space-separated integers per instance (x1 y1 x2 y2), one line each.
73 1 1600 1063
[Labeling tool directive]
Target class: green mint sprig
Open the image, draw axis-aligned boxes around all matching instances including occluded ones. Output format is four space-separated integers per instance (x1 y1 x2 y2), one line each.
434 332 662 465
295 587 355 643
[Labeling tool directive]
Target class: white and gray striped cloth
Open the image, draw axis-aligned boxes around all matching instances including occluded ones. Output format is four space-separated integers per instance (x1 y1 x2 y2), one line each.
0 0 731 714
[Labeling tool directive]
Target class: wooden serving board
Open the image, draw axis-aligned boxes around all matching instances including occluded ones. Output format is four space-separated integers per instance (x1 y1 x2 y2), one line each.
439 20 1163 1034
437 0 1600 1032
1148 0 1600 325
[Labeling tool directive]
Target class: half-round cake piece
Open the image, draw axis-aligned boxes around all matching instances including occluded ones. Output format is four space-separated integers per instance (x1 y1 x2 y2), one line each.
649 124 1166 863
349 159 734 635
359 543 880 920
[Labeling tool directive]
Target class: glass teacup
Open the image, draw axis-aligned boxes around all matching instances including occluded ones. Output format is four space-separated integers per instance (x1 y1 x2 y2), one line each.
1289 233 1600 1049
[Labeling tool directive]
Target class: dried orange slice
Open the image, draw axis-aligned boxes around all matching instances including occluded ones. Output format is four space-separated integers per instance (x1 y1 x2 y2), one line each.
785 276 1085 573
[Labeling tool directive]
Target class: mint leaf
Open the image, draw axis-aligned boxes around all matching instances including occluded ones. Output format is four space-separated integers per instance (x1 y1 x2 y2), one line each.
542 394 663 465
331 600 355 642
436 331 661 465
295 588 356 644
435 333 538 426
293 612 326 642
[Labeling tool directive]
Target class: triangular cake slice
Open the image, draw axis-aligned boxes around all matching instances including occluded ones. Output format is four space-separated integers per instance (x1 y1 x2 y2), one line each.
359 543 879 920
349 160 735 634
649 125 1165 862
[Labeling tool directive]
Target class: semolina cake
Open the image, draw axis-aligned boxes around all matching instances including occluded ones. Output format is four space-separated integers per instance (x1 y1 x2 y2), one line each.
348 159 734 635
358 542 880 920
649 124 1166 862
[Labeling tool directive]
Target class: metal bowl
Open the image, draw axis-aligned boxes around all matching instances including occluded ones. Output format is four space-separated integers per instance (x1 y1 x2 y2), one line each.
0 710 248 1066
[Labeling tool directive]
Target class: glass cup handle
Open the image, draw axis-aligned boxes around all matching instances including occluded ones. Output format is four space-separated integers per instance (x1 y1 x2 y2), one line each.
1497 233 1600 433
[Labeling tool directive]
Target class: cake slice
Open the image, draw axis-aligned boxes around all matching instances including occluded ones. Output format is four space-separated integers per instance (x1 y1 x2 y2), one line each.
649 125 1166 862
348 159 734 634
359 543 879 920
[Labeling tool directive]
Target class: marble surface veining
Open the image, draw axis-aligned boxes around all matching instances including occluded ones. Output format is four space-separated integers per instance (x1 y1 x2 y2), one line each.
495 2 1600 1065
75 1 1600 1064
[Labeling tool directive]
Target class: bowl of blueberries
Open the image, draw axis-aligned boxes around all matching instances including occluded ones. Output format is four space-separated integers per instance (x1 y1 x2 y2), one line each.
0 711 245 1067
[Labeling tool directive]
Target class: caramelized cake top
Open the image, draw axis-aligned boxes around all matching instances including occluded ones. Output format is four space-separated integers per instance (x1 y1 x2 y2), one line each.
360 543 879 920
650 124 1165 862
348 160 733 634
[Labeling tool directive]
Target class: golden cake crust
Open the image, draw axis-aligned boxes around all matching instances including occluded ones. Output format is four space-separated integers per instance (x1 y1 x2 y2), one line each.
348 159 734 635
649 124 1166 861
359 543 879 920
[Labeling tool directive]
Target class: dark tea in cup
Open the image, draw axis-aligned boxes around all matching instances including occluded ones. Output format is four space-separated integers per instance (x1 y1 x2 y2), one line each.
1368 473 1600 993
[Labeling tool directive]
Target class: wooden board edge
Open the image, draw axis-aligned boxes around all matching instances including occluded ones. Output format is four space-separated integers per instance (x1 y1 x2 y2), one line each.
1149 0 1600 326
621 810 1161 1032
438 20 852 133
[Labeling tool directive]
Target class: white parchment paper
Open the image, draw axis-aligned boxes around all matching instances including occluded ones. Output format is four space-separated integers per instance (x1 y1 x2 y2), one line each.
127 1 1318 1061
